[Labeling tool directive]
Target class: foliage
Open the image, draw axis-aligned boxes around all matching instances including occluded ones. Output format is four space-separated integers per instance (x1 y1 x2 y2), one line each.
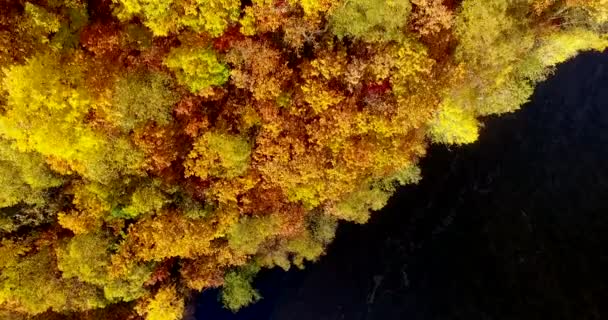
164 46 230 93
325 183 391 223
410 0 454 36
23 3 61 43
228 214 283 256
56 233 152 301
58 181 113 234
184 132 251 180
220 263 261 312
535 28 608 67
113 0 240 36
226 39 292 101
325 165 421 223
0 246 108 315
455 0 532 70
330 0 412 42
0 53 146 183
120 183 169 218
116 208 239 262
291 0 337 18
136 285 184 320
428 100 479 145
0 139 63 208
0 0 605 318
110 71 179 131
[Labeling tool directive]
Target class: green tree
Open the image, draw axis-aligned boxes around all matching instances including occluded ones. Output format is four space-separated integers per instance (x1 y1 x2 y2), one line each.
0 139 63 208
227 214 282 256
220 263 261 312
0 246 108 315
164 46 230 94
56 233 152 302
110 71 179 131
330 0 411 42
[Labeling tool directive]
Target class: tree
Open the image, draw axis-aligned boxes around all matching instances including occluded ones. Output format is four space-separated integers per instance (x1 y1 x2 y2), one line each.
136 285 184 320
0 0 606 318
164 45 230 94
428 99 479 145
110 71 179 132
0 246 108 315
56 232 151 302
113 0 240 37
116 209 238 261
184 132 252 180
0 138 63 208
330 0 412 42
226 39 292 101
410 0 454 36
0 53 146 183
118 183 169 219
220 263 261 312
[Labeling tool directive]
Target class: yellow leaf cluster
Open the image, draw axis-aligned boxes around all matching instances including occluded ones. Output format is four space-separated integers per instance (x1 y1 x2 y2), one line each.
428 99 479 145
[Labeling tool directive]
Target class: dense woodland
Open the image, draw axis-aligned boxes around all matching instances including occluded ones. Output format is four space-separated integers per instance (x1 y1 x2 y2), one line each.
0 0 606 319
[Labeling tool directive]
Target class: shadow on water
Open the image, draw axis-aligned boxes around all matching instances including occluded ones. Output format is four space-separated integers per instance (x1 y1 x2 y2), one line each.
194 51 608 320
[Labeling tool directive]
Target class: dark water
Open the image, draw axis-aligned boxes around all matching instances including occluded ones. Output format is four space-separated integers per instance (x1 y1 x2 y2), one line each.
194 51 608 320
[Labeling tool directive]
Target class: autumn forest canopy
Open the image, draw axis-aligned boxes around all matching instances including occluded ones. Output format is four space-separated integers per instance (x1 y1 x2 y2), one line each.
0 0 606 319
